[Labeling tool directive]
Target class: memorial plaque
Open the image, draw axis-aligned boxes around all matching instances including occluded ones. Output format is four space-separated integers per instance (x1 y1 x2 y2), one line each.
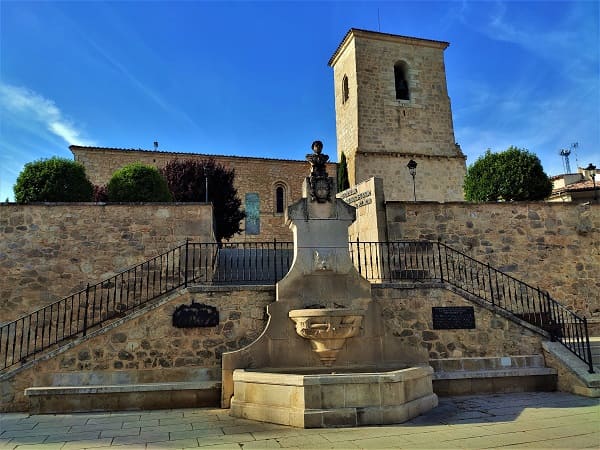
432 306 475 329
172 302 219 328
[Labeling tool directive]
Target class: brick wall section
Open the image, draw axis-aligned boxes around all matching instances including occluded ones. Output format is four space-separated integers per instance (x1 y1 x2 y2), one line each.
0 284 546 412
386 202 600 322
0 204 214 323
71 146 336 242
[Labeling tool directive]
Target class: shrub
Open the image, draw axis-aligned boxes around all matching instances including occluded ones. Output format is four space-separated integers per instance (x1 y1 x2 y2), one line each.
464 147 553 202
14 157 93 203
107 163 172 202
161 159 245 241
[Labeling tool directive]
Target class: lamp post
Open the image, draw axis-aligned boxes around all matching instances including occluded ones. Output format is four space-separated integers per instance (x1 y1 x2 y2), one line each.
203 163 209 203
407 159 417 202
585 163 597 202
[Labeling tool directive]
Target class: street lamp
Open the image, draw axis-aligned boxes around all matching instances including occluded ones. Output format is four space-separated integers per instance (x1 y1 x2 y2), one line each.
407 159 417 202
585 163 597 202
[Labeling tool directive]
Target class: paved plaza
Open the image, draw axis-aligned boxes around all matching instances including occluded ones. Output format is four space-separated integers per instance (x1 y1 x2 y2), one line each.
0 392 598 449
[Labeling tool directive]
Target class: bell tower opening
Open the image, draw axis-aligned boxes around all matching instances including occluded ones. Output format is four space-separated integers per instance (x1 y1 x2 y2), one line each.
394 61 409 101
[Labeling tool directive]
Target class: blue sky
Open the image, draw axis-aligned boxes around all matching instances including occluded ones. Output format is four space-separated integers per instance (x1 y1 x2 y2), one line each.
1 0 598 202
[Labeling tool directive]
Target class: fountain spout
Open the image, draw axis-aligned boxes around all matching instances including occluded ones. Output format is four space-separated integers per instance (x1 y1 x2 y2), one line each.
288 309 364 366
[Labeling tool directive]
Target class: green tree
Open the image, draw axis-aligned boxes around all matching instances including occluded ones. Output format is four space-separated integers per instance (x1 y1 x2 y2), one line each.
161 159 245 242
464 147 552 202
337 152 350 191
107 162 172 202
14 157 94 203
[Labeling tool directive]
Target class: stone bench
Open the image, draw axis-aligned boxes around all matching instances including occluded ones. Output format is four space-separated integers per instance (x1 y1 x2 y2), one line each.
430 355 557 396
25 381 221 413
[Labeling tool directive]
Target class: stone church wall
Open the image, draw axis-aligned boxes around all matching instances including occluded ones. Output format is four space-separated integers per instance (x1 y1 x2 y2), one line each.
0 203 214 323
1 285 546 412
386 202 600 325
71 146 336 242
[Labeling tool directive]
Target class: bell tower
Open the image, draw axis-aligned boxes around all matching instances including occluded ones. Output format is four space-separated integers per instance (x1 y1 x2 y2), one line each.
329 29 466 202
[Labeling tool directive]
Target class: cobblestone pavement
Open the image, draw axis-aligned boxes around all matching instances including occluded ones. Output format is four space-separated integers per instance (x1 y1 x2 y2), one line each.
1 392 598 449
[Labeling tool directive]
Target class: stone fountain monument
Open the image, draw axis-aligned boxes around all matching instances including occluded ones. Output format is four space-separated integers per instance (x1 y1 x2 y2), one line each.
221 141 437 427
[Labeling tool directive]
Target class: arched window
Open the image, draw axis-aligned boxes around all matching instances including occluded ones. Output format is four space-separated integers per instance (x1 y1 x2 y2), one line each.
394 62 410 100
275 185 285 214
342 75 349 104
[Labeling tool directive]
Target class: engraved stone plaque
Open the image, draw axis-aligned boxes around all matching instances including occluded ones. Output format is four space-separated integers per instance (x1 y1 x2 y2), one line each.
432 306 475 330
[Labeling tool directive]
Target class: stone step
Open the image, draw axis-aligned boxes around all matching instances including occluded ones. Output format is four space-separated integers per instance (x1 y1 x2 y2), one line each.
430 355 557 396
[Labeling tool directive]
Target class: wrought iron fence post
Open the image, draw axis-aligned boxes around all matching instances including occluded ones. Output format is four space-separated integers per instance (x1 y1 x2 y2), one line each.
487 264 494 307
273 238 278 282
545 292 556 342
184 239 189 288
83 283 90 337
356 237 362 276
437 241 443 282
583 317 595 374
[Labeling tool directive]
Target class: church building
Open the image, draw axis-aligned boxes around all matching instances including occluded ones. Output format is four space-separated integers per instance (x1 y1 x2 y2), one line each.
71 29 466 242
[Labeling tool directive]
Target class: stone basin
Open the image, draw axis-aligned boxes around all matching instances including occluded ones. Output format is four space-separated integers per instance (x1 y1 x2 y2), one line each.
230 367 438 428
288 309 364 366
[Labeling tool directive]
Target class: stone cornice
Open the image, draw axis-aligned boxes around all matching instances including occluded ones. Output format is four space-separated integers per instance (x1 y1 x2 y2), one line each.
357 150 466 160
70 145 337 167
329 28 449 67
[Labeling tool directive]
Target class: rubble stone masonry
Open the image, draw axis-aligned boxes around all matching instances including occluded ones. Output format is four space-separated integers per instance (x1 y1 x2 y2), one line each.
1 285 545 412
0 203 214 323
387 202 600 327
1 202 597 330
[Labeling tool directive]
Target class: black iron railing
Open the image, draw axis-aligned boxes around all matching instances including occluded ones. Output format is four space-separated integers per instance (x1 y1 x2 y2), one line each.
0 240 293 370
1 239 593 373
350 239 594 373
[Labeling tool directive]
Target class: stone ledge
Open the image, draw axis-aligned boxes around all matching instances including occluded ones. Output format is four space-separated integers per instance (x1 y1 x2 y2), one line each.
186 285 275 293
25 381 221 396
432 367 556 380
25 381 222 413
430 355 548 372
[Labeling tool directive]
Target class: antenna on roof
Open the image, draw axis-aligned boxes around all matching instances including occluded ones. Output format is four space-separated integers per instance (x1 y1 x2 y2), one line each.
154 141 159 151
377 8 381 31
559 148 571 174
571 142 579 169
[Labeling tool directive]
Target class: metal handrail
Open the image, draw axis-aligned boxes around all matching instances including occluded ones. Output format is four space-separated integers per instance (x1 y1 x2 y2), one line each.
1 239 593 373
0 240 293 370
349 239 594 373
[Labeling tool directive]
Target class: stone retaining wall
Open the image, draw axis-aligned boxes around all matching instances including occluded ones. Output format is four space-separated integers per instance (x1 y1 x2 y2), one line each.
386 202 600 323
0 203 214 323
3 202 597 329
375 285 545 360
0 284 547 412
0 286 273 412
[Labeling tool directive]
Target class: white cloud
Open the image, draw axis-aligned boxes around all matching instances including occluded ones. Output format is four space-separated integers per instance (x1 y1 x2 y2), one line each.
0 83 95 146
479 1 597 76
